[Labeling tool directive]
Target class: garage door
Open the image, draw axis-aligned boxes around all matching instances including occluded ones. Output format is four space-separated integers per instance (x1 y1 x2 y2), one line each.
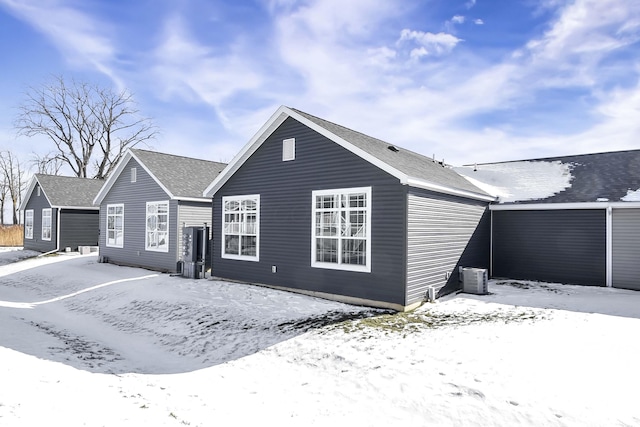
612 209 640 290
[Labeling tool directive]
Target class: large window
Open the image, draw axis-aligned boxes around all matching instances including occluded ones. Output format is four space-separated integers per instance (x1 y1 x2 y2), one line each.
25 210 34 239
222 195 259 261
106 204 124 248
146 201 169 252
42 208 52 241
312 187 371 272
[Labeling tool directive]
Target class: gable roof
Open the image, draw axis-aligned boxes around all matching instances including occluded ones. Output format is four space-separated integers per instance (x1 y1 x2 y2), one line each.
204 106 494 201
454 149 640 206
20 174 104 211
94 149 227 205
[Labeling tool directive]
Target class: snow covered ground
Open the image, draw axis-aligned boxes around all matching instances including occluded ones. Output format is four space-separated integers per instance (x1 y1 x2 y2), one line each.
1 251 639 426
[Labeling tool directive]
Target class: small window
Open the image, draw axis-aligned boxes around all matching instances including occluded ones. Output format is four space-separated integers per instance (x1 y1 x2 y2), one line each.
37 186 41 197
146 201 169 252
222 195 260 261
25 210 34 239
283 138 295 161
106 204 124 248
131 167 137 183
311 187 371 272
42 208 52 241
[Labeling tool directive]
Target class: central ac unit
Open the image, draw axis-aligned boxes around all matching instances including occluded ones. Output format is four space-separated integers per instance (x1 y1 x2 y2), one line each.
462 267 488 295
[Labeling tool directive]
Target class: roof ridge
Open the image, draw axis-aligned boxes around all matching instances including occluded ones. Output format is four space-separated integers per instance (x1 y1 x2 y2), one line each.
131 148 227 166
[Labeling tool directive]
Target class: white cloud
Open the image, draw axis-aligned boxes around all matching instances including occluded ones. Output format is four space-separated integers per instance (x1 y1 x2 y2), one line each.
398 29 462 56
465 0 476 9
0 0 122 88
474 18 484 25
451 15 465 24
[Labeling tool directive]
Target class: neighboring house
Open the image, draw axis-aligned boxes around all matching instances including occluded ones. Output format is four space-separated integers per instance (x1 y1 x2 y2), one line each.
20 174 103 253
454 149 640 290
93 149 226 272
204 106 495 311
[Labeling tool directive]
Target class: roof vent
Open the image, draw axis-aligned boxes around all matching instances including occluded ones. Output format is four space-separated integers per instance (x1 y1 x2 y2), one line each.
387 145 399 152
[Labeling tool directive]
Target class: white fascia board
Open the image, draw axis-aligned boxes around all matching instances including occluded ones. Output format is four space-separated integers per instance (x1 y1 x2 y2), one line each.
172 196 211 203
93 150 133 205
51 205 100 210
19 176 38 211
406 177 497 202
490 201 640 211
204 107 290 197
93 149 173 205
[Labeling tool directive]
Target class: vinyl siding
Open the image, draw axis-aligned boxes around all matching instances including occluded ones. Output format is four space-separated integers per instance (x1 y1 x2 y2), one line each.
407 190 490 304
612 208 640 290
492 209 606 286
59 209 99 250
99 158 178 272
212 116 408 307
176 202 212 262
23 183 57 253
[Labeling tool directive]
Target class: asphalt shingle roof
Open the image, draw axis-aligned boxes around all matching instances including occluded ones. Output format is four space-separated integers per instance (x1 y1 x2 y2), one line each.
291 108 490 197
475 149 640 204
35 174 104 208
130 149 227 199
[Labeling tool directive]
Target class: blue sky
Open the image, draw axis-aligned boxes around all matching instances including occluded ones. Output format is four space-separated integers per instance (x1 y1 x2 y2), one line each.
1 0 639 171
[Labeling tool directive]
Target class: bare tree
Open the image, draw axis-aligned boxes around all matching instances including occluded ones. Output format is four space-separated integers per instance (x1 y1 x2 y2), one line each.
15 75 157 179
31 151 65 175
0 174 7 225
0 151 27 224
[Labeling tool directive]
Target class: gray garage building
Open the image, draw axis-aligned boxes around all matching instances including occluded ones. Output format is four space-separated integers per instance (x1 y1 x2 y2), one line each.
455 149 640 290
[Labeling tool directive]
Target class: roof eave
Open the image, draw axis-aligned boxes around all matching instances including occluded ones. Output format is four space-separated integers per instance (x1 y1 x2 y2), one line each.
490 201 640 210
405 177 496 202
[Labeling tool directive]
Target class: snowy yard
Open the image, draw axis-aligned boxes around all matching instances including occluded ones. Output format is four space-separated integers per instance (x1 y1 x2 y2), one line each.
1 250 639 426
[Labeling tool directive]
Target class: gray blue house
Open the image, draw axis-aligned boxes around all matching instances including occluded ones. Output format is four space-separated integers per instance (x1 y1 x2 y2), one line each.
93 149 226 272
20 174 103 253
204 106 495 311
455 150 640 291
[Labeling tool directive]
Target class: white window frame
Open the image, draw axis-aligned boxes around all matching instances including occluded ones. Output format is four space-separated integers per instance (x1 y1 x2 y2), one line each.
25 210 34 239
42 208 52 241
106 204 124 248
145 201 169 252
283 138 295 161
131 167 137 183
222 194 260 261
311 187 372 273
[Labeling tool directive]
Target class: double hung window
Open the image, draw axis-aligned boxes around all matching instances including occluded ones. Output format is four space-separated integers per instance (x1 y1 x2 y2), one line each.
42 208 52 241
25 210 34 239
106 204 124 248
312 187 371 272
222 195 259 261
146 201 169 252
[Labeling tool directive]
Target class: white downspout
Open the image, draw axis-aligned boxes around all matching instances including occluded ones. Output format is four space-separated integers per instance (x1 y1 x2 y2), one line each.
606 206 612 287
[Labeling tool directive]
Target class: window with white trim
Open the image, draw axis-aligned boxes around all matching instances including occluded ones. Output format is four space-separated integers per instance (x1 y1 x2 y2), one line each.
222 195 259 261
312 187 371 272
283 138 295 161
106 204 124 248
25 210 34 239
146 201 169 252
131 167 137 183
42 208 52 241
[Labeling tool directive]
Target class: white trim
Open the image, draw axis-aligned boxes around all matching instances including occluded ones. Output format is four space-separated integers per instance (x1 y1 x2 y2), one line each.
106 203 125 248
203 106 490 202
131 167 137 183
221 194 260 262
94 150 173 205
606 206 612 288
311 186 372 273
24 210 34 239
41 208 52 241
490 201 640 211
145 200 170 253
405 177 496 202
20 177 54 211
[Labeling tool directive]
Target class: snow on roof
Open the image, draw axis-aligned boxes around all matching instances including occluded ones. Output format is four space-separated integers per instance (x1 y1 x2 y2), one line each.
622 188 640 201
453 160 574 203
